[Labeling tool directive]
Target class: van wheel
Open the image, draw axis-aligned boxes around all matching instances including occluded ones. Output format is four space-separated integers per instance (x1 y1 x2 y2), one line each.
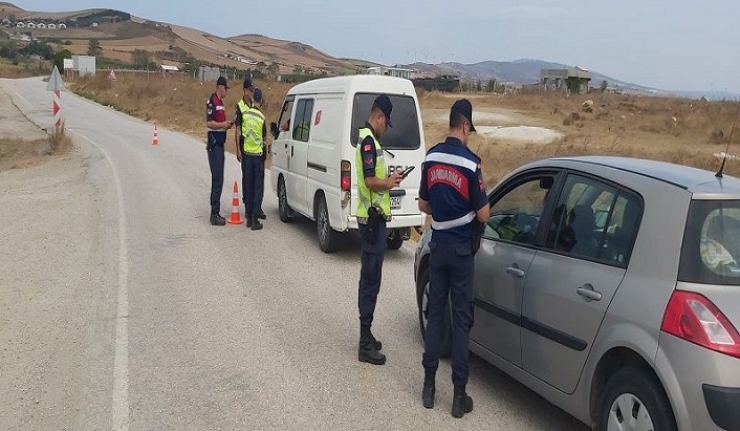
278 176 293 223
596 367 677 431
317 195 339 253
416 265 452 358
387 230 404 250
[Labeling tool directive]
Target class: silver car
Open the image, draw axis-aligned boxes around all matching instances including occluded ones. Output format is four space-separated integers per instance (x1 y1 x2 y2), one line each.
413 156 740 431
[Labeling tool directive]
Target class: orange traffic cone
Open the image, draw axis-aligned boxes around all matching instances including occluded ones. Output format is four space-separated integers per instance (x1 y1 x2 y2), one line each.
227 181 244 225
152 124 159 146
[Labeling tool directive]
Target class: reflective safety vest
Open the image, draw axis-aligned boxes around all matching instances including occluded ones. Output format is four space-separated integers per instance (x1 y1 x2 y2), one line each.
355 127 391 221
238 100 264 155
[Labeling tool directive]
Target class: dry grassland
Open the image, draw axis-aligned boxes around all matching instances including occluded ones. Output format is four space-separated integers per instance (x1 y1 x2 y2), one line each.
0 127 72 170
69 74 740 186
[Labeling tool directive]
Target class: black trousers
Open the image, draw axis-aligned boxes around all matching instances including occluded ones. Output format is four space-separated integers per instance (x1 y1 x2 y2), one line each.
207 144 225 215
241 154 265 219
358 220 387 327
422 240 475 387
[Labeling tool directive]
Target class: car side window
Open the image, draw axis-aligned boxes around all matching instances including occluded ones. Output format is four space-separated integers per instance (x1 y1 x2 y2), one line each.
483 176 555 245
292 98 314 142
546 174 642 265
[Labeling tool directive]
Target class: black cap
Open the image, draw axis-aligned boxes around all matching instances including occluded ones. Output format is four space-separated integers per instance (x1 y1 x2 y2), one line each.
253 87 263 103
373 94 393 128
216 76 229 89
243 77 254 89
451 99 475 132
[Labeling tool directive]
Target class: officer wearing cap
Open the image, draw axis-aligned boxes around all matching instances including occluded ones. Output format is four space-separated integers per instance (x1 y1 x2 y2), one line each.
236 82 267 231
355 94 404 366
418 99 490 417
205 76 234 226
235 77 267 223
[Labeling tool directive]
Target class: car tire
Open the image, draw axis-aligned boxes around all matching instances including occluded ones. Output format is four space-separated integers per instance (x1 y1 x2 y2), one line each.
416 265 452 358
596 366 677 431
387 229 404 250
317 195 340 253
278 176 293 223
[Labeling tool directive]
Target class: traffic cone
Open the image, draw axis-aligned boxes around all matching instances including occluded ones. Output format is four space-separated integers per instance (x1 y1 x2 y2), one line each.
227 181 245 225
152 124 159 146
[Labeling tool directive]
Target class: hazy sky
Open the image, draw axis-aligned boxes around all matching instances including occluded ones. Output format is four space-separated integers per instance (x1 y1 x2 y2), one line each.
15 0 740 93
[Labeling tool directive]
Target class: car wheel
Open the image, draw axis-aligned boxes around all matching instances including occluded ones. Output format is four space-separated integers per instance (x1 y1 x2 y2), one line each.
387 229 404 250
278 176 293 223
317 195 339 253
416 265 452 358
597 367 677 431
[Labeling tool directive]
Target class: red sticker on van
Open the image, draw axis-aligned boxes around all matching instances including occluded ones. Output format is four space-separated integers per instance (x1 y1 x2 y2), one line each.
315 110 322 125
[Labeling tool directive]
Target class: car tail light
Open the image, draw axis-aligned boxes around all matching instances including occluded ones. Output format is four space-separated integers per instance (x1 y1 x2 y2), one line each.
661 290 740 358
341 160 351 191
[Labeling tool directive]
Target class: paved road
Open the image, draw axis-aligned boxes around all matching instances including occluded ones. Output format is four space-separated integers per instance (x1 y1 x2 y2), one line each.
0 77 589 431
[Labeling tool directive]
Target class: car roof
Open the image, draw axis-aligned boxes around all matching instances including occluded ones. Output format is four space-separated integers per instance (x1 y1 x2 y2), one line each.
529 156 740 196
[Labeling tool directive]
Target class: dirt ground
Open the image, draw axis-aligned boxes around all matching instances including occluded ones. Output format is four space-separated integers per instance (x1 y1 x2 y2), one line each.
67 74 740 186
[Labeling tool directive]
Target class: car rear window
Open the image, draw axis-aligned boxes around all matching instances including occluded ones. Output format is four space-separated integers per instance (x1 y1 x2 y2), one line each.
350 93 421 150
679 200 740 285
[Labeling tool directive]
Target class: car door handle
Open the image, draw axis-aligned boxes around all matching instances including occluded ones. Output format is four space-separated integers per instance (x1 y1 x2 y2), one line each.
291 146 294 157
505 265 525 278
576 284 603 302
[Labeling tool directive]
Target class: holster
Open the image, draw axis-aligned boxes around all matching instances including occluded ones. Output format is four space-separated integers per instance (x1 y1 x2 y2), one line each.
207 133 217 152
471 219 484 255
365 207 381 244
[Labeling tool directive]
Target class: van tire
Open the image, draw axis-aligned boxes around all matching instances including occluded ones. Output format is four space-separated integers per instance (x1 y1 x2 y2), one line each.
278 176 293 223
317 195 340 253
387 230 404 250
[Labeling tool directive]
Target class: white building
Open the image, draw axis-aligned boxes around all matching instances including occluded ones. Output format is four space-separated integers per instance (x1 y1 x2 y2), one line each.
15 22 24 28
26 22 36 29
37 23 46 29
366 65 414 80
47 23 56 29
72 55 96 77
58 23 67 29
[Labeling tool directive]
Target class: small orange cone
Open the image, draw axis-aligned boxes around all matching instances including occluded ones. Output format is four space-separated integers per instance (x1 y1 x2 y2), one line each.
152 124 159 146
227 181 244 225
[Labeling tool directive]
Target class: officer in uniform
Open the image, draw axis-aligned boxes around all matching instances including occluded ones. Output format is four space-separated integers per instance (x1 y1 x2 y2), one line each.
355 94 404 365
205 76 234 226
235 77 267 222
418 99 490 418
236 85 267 230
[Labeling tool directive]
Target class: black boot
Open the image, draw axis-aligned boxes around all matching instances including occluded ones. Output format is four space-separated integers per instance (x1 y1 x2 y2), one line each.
246 214 252 228
358 326 385 365
451 385 474 418
251 218 263 231
360 325 382 350
210 213 225 226
422 370 436 409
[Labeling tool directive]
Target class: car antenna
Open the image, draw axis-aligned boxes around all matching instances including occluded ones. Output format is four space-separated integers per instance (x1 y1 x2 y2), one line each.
716 101 740 178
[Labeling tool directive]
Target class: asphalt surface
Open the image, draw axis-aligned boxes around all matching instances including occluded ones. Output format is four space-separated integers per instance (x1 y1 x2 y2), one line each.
0 77 589 431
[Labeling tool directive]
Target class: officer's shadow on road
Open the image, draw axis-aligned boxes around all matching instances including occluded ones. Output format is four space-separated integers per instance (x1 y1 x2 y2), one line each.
271 210 413 263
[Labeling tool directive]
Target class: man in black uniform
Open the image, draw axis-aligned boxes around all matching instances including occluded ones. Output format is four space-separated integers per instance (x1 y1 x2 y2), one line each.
205 76 234 226
418 99 490 418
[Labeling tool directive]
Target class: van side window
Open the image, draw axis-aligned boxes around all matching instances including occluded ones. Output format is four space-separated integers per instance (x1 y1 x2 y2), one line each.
292 99 314 142
277 97 294 135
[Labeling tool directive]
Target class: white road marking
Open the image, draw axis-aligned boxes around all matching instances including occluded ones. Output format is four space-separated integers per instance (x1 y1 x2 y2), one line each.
75 132 130 431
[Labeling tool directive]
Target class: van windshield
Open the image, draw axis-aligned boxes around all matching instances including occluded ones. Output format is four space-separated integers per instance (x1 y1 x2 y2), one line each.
679 200 740 285
350 93 421 150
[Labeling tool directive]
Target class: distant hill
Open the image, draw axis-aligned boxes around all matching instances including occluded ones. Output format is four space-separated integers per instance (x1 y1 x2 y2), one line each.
1 3 736 99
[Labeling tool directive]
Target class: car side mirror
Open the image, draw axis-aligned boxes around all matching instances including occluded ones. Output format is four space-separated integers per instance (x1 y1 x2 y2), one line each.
270 122 280 139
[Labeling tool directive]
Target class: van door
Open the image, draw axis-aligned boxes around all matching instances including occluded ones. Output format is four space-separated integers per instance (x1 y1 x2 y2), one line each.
271 96 294 191
287 97 314 216
348 92 424 217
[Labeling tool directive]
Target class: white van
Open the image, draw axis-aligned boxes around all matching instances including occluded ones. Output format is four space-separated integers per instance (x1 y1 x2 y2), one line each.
268 75 426 253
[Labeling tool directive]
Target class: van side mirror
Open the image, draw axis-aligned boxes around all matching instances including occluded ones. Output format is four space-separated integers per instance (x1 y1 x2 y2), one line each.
270 122 279 139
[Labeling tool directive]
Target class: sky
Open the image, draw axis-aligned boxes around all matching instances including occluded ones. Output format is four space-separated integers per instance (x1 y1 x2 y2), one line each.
14 0 740 93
